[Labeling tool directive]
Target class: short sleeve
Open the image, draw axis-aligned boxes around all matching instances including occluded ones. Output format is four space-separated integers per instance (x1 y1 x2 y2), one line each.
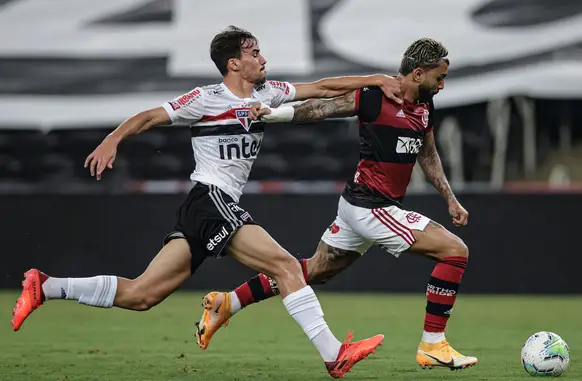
266 80 297 108
356 86 383 123
161 87 205 125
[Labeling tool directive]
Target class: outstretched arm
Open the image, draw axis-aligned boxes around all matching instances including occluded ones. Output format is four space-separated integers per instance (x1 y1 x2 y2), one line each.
84 107 170 180
293 75 401 104
256 90 357 123
292 90 357 122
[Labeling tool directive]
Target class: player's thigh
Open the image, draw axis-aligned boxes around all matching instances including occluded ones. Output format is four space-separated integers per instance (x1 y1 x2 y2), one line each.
349 202 430 257
307 240 361 284
408 220 468 260
131 238 198 300
225 224 298 279
320 198 373 256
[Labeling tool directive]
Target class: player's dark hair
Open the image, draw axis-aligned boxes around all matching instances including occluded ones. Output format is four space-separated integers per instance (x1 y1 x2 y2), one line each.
210 25 258 76
399 38 449 75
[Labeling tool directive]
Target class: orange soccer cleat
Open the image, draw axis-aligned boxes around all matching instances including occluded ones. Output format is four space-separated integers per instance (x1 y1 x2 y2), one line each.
325 331 384 379
195 292 232 350
11 269 46 331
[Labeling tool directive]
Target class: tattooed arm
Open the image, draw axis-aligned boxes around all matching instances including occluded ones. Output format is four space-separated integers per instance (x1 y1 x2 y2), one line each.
417 130 456 203
253 90 357 123
292 90 357 122
418 130 470 227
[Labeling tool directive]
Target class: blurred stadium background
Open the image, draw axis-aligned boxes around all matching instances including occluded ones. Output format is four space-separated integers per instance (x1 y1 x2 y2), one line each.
1 1 582 380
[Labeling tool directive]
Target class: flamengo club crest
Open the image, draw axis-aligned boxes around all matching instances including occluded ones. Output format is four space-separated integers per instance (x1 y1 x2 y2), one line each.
234 108 253 131
422 109 430 128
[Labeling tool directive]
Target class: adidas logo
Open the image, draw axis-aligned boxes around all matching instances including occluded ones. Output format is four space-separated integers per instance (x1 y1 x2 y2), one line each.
397 110 405 118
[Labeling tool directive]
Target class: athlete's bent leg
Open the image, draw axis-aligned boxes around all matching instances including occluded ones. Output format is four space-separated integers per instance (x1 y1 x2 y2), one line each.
227 225 344 363
230 241 360 312
114 238 197 310
409 220 476 369
196 225 382 378
12 239 199 331
409 221 469 341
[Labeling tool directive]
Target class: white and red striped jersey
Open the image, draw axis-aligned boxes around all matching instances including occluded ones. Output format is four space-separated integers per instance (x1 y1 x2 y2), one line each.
161 81 296 202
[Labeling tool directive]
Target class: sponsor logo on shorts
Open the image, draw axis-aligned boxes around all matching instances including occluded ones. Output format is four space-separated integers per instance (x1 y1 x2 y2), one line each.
206 226 229 251
328 223 340 234
406 212 422 224
426 284 457 297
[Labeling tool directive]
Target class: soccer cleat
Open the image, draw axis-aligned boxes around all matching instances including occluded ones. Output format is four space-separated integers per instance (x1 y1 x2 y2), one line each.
195 292 232 350
11 269 46 331
325 331 384 379
416 339 478 370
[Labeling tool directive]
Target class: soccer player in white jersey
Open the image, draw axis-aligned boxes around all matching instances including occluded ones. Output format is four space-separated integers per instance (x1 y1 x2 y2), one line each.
11 26 402 378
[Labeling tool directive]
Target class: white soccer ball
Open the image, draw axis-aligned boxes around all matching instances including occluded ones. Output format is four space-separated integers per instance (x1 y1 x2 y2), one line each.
521 331 570 376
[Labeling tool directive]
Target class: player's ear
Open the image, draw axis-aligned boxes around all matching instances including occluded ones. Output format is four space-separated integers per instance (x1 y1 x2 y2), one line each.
412 68 425 83
227 58 240 73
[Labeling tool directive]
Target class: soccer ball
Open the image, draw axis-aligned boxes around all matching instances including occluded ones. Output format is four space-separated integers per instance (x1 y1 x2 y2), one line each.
521 331 570 376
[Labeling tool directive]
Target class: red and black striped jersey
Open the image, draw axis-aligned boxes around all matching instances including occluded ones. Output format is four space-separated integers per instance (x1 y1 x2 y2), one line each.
342 86 434 208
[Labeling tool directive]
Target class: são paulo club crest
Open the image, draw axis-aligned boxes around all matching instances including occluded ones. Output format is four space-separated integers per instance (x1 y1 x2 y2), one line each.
234 108 253 131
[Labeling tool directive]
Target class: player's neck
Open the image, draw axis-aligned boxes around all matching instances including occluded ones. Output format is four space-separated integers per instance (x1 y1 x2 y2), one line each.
397 74 419 104
223 75 256 99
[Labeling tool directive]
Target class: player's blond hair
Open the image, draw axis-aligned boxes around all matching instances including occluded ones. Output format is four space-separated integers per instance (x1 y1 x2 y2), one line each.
399 38 449 75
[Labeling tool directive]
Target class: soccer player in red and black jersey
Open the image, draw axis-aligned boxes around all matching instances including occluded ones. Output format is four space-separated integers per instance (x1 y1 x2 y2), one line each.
196 38 478 370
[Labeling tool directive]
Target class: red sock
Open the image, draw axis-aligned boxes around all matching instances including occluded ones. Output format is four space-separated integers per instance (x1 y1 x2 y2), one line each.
234 259 309 308
424 256 467 333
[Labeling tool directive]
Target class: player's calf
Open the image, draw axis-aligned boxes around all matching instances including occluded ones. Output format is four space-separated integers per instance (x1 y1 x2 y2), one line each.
230 242 358 314
410 221 473 361
12 239 195 331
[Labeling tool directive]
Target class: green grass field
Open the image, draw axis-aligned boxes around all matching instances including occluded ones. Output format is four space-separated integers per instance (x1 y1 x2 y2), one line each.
0 291 579 381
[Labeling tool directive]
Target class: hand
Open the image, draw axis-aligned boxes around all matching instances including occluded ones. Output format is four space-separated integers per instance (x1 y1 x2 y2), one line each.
448 200 469 227
84 136 119 180
373 74 403 105
249 104 272 121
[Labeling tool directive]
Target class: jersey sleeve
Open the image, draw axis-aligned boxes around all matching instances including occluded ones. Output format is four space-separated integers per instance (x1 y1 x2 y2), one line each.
266 80 297 108
161 87 205 125
355 86 383 123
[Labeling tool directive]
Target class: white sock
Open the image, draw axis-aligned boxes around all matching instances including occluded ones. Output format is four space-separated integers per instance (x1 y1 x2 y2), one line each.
283 286 341 362
229 292 242 315
422 331 445 344
42 276 118 308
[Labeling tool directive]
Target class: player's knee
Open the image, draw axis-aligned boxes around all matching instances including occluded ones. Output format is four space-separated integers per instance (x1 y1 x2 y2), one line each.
270 251 302 280
448 237 469 259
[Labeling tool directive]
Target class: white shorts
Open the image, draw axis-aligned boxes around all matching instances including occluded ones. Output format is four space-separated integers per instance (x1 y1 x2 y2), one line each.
321 196 431 257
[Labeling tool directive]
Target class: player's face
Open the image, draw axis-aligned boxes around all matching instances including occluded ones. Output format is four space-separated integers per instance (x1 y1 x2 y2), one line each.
238 41 267 86
418 60 449 102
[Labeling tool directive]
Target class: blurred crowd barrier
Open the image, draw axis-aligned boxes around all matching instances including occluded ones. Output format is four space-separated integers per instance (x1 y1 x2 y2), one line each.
1 0 582 194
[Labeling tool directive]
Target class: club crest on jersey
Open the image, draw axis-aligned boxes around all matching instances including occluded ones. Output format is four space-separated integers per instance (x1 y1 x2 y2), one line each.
234 108 253 131
422 109 430 128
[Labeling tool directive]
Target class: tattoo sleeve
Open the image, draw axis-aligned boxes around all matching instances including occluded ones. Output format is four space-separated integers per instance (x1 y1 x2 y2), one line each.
292 90 357 122
417 130 457 203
